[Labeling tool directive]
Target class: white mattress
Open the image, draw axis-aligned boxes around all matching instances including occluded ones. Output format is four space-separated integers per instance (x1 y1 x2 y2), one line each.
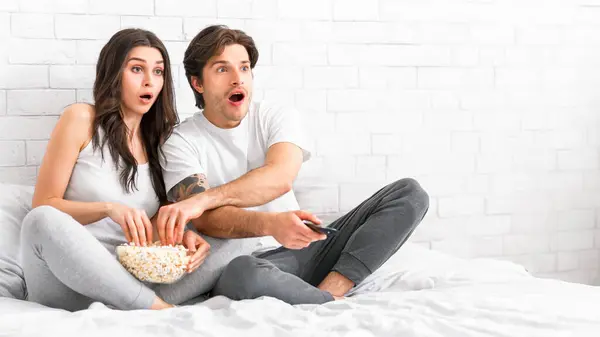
1 244 599 336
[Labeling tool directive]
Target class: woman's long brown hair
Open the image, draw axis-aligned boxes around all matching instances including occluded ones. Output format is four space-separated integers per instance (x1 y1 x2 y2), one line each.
93 28 178 204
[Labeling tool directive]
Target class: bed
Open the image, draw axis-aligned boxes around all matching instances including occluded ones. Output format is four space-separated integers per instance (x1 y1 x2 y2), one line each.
1 184 600 336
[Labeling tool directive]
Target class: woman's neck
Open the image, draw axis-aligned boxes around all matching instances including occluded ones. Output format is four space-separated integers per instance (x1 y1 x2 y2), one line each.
122 111 143 142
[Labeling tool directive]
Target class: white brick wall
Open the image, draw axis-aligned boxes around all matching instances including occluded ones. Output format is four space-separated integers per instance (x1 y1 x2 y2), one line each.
1 0 600 285
0 90 6 115
8 90 75 115
155 0 217 17
11 13 54 38
89 0 153 16
55 15 121 39
17 0 88 14
10 39 76 64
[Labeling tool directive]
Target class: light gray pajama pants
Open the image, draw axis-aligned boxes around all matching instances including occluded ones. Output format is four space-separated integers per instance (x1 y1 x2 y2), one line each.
19 205 256 311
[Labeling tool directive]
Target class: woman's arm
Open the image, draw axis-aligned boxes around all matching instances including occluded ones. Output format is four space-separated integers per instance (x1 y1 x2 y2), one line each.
32 103 113 225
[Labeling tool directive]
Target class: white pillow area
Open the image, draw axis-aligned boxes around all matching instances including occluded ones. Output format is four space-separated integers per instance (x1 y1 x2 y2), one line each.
0 184 34 299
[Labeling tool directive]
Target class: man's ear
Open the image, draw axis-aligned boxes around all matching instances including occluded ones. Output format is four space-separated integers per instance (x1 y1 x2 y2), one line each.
191 76 204 94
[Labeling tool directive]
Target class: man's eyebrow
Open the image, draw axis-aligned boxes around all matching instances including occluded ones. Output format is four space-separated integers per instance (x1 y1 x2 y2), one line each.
210 60 229 67
209 60 250 67
127 57 164 64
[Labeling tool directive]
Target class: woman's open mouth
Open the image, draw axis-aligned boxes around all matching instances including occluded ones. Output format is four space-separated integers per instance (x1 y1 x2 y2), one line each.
139 93 153 104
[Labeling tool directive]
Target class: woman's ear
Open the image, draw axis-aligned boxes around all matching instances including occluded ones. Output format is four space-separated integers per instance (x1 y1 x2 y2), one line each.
191 76 204 94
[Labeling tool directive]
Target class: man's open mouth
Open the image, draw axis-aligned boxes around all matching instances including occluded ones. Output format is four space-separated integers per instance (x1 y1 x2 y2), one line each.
228 92 245 103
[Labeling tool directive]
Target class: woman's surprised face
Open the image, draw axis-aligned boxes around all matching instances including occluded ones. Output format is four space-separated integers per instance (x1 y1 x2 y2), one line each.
121 46 165 116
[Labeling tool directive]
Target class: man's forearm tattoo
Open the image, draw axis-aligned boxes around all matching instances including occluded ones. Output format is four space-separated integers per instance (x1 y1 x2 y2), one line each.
168 173 210 202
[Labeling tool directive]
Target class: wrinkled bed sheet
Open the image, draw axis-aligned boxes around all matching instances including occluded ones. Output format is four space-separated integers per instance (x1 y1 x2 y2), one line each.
1 244 599 337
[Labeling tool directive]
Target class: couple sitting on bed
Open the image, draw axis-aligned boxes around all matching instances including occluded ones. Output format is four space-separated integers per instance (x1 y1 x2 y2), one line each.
20 25 430 311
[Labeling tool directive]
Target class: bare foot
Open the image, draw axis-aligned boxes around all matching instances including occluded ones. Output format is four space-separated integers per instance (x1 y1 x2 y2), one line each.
318 271 354 298
150 296 174 310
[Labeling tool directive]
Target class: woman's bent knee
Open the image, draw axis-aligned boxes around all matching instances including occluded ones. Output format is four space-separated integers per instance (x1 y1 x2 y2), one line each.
21 205 73 240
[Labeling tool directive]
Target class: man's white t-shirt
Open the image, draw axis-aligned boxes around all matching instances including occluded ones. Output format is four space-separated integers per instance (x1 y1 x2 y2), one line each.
160 100 312 253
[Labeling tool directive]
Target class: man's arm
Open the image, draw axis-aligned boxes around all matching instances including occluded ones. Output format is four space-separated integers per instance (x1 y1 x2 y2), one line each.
193 205 273 238
193 205 325 250
164 171 324 248
167 173 209 202
209 103 311 209
174 142 303 212
211 142 303 207
167 172 275 238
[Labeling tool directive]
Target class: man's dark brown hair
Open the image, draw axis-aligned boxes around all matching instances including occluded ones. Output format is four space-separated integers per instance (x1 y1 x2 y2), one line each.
183 25 259 109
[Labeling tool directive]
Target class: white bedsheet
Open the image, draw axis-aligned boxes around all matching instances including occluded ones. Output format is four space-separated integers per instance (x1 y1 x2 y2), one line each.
1 244 599 337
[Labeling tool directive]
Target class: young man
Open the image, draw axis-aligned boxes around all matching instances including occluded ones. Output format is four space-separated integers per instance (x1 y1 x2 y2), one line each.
157 25 429 304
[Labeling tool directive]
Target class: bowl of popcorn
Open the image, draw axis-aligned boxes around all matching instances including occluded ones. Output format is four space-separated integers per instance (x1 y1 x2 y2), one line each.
116 242 190 284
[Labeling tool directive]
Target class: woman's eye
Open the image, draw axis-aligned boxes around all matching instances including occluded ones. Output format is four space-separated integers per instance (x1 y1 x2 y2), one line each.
241 66 249 71
217 67 226 73
154 68 164 76
132 66 142 73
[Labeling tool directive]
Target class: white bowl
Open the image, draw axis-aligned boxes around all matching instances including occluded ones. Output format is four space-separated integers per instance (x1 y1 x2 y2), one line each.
116 243 190 284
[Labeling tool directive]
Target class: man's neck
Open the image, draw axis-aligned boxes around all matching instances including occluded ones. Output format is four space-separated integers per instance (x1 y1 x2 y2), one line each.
203 108 242 129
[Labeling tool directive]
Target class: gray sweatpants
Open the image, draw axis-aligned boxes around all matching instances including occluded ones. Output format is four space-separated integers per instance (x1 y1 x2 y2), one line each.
212 178 429 305
19 205 256 311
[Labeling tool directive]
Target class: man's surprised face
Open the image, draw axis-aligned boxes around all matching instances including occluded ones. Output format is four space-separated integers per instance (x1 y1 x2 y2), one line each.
196 44 253 128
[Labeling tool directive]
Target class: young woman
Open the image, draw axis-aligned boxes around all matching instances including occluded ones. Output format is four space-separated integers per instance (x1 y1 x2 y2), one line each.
19 28 210 311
